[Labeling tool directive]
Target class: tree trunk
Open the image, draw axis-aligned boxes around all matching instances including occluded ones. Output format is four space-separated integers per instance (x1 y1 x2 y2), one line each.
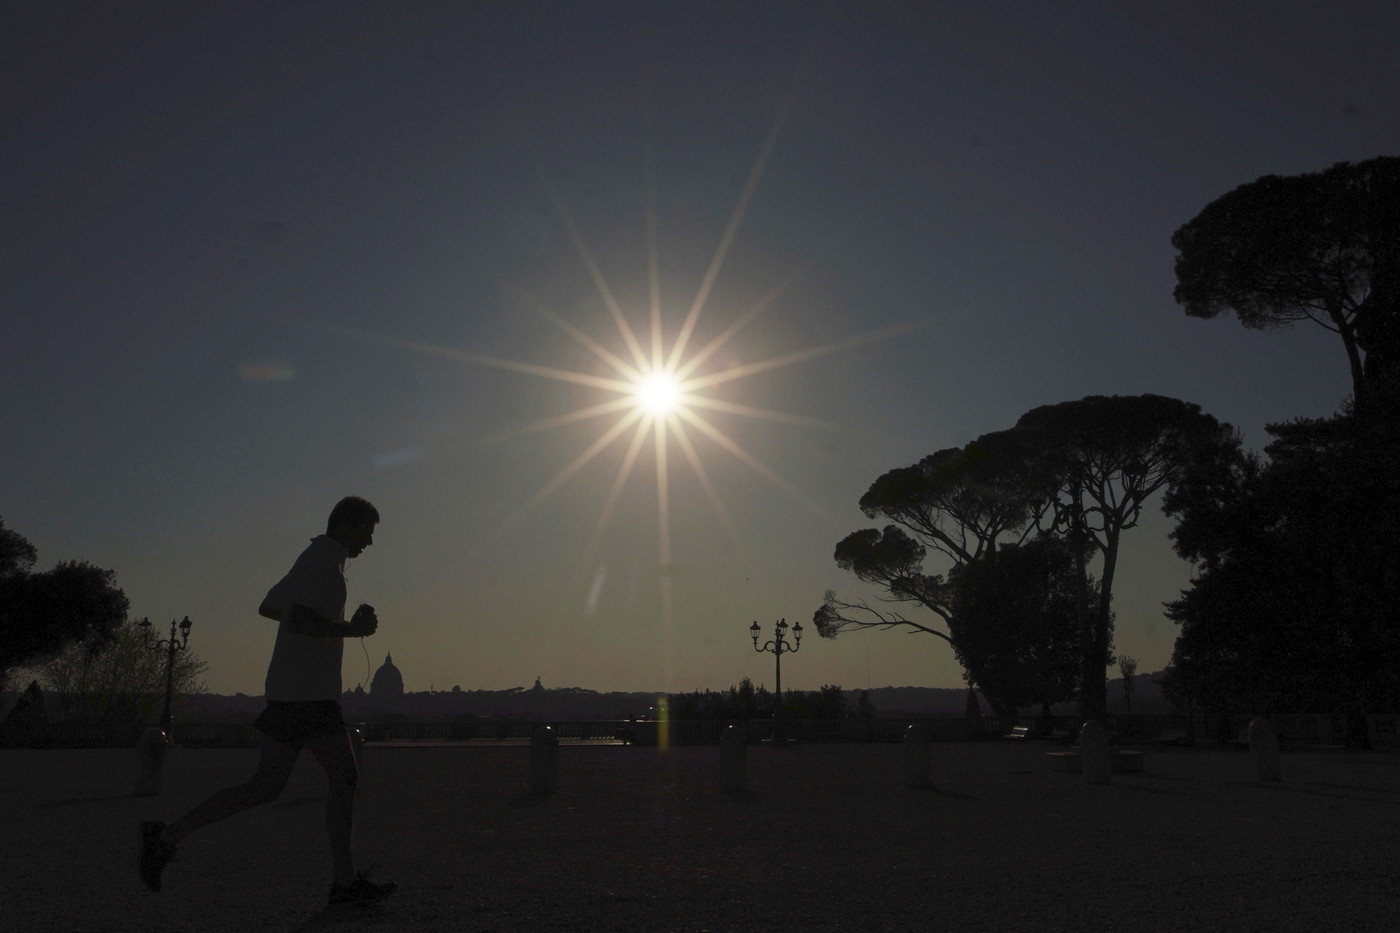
1070 484 1108 722
1082 534 1120 724
1328 301 1367 407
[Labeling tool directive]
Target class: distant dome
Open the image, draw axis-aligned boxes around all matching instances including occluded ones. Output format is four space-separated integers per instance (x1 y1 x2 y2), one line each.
370 653 404 697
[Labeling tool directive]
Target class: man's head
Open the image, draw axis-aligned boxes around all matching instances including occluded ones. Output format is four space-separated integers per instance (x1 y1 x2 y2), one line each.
327 496 379 557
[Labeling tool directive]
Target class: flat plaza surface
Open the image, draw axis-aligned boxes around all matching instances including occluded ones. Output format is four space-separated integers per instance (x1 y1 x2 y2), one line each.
4 739 1400 932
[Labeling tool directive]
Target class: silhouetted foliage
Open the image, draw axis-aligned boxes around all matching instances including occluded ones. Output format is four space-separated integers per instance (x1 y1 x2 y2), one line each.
1118 656 1138 715
38 616 208 723
947 536 1086 724
1169 161 1400 739
1163 409 1400 745
818 396 1230 722
1172 156 1400 410
1008 394 1237 721
664 680 855 722
794 684 849 720
814 437 1042 651
0 521 130 691
0 519 38 580
667 677 772 721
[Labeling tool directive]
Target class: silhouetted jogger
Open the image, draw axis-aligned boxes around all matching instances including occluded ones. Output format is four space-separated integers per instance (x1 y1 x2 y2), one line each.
139 496 396 908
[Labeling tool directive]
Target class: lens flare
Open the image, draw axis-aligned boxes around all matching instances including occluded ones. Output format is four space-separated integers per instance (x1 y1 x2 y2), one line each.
636 372 682 415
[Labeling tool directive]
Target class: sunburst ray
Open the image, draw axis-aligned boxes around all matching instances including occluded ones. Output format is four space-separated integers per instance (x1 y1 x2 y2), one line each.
680 396 853 434
577 417 654 574
674 407 831 521
476 396 638 446
669 415 748 563
464 408 645 562
541 172 650 371
673 259 813 383
498 277 642 382
681 321 926 393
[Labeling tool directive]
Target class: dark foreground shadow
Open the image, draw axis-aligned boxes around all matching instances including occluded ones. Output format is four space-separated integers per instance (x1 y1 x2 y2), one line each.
36 793 132 809
1089 780 1195 799
273 794 323 809
1254 781 1400 805
907 785 980 800
288 903 394 932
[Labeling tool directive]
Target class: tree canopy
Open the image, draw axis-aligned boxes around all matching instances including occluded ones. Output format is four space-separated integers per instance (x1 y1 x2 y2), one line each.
1162 411 1400 744
946 535 1085 723
818 395 1232 722
815 437 1042 650
0 519 38 580
1171 156 1400 408
1161 157 1400 742
0 520 129 690
1007 394 1237 720
856 434 1043 565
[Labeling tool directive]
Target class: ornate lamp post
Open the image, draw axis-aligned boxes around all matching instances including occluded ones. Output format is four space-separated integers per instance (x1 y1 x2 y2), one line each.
141 616 192 732
750 617 802 745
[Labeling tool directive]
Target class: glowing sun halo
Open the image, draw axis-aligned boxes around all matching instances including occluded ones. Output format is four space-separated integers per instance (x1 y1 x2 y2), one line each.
636 371 683 415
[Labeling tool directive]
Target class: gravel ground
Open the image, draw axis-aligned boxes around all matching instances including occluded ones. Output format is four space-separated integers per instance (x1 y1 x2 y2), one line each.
4 740 1400 932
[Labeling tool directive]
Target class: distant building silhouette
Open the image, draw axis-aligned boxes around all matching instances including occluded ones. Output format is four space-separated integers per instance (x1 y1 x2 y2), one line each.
530 676 545 720
370 653 404 698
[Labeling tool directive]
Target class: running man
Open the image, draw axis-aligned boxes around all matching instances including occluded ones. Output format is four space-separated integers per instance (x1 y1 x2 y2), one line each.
139 496 396 907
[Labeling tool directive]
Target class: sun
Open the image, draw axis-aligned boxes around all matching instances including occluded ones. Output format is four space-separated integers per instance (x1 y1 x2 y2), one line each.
636 371 683 416
324 26 922 687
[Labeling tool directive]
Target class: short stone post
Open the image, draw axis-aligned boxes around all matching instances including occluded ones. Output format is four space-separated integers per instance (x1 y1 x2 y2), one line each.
719 724 747 792
1248 716 1281 782
1080 720 1111 785
131 726 169 797
903 723 932 788
529 725 559 795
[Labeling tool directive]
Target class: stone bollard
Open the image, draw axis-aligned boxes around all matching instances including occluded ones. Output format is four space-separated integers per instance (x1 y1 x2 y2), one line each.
1248 717 1281 782
529 726 559 795
903 723 932 788
132 727 169 797
1080 721 1111 785
720 724 747 792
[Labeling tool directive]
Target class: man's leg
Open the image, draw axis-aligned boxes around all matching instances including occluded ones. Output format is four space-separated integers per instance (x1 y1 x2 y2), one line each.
164 736 301 845
305 731 359 885
140 736 301 892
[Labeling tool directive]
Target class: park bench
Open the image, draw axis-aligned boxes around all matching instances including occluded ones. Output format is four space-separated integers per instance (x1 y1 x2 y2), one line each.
1004 725 1033 740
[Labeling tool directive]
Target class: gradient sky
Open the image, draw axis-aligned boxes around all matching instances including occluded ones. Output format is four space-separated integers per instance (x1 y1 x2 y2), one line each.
4 2 1398 697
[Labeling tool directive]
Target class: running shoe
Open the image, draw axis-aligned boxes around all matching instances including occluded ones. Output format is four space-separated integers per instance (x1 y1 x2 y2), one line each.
329 870 397 907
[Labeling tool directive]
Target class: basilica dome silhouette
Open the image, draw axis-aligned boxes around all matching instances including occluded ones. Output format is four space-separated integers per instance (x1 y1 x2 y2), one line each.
370 652 404 697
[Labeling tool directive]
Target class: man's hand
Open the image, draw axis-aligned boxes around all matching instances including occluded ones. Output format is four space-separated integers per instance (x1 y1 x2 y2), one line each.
350 603 379 637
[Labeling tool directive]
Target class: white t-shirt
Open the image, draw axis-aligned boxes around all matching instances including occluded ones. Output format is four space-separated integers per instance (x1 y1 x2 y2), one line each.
262 535 349 702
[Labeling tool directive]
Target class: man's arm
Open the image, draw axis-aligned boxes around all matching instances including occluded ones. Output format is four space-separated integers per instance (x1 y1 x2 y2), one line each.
285 603 375 638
